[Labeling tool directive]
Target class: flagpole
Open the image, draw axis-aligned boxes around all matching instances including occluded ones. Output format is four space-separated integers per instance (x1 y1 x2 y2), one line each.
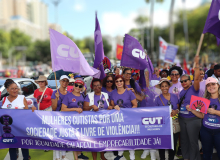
54 71 59 100
193 33 204 68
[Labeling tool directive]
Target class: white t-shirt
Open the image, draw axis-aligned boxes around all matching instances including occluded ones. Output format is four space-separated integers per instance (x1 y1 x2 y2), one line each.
2 95 25 109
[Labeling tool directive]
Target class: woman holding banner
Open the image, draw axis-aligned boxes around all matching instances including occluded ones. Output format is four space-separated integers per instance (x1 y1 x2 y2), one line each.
110 75 137 160
61 79 88 160
1 79 36 160
51 75 69 160
83 78 113 160
200 77 220 159
153 78 179 160
178 56 204 160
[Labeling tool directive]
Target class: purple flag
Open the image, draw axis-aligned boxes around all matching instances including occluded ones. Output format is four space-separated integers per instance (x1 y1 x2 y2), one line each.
93 13 105 80
50 29 100 78
203 0 220 43
217 37 220 46
121 34 154 88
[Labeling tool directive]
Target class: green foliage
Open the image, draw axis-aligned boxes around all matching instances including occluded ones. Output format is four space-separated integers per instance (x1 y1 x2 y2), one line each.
0 30 10 57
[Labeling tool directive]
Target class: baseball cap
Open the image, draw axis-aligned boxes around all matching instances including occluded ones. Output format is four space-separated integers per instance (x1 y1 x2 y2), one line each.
75 79 84 86
60 75 69 81
205 77 218 86
74 75 82 79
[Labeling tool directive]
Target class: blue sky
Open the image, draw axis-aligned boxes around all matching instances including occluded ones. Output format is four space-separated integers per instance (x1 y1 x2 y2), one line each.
44 0 205 39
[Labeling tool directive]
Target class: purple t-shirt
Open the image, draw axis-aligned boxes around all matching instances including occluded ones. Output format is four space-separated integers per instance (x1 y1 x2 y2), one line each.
110 89 136 108
84 94 109 110
62 92 84 109
179 86 199 118
199 80 206 98
203 98 220 129
152 74 161 81
126 82 142 94
101 87 114 99
51 90 69 111
169 81 183 99
155 93 178 110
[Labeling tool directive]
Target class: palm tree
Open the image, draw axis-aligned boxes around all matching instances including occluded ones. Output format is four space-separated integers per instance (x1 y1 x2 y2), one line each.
169 0 175 44
145 0 164 57
135 16 148 49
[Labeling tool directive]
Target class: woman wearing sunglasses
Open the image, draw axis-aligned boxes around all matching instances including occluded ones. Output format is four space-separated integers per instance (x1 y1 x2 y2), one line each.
110 75 137 160
150 78 179 160
152 67 161 80
123 68 143 102
83 78 113 160
51 75 69 160
61 79 88 160
102 75 115 98
200 77 220 159
178 56 204 160
168 66 183 99
2 79 36 160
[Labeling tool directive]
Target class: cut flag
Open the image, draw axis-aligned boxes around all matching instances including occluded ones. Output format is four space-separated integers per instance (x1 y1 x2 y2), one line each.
93 12 105 80
203 0 220 45
49 29 100 78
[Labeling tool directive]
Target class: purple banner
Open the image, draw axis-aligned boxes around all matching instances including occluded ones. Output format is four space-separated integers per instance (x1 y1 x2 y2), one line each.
164 44 178 64
0 106 173 151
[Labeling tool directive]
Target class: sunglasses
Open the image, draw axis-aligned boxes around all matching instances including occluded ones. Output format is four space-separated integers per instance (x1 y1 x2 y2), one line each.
115 80 123 83
161 72 167 75
38 81 45 83
125 73 132 75
68 83 74 86
171 73 179 76
106 80 113 83
75 84 83 88
62 80 69 83
180 79 189 83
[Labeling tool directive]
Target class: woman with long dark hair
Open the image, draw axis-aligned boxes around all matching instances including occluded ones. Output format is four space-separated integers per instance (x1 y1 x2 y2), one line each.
102 74 115 98
110 75 137 160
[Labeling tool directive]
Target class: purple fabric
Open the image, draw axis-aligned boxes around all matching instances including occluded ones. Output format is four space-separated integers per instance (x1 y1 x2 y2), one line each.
203 98 220 129
0 107 173 151
155 94 178 110
217 37 220 46
164 44 178 63
110 89 136 108
93 13 105 80
179 86 199 118
62 92 84 109
199 80 206 98
120 34 154 86
49 29 100 78
101 87 114 99
203 0 220 44
151 74 161 81
126 82 142 94
51 90 69 111
84 94 109 110
141 87 157 107
168 82 183 99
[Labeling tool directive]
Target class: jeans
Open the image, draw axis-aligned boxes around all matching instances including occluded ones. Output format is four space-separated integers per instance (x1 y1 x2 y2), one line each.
159 133 179 160
200 125 220 160
9 148 29 160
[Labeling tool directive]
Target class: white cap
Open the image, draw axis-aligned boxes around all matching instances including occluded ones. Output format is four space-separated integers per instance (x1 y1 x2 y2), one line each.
69 78 75 83
60 75 69 81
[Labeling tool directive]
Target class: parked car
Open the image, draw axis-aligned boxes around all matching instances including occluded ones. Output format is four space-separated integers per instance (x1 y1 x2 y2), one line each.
47 70 93 93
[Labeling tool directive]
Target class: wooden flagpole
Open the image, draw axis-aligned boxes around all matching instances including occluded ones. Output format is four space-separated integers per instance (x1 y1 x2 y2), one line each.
193 33 204 68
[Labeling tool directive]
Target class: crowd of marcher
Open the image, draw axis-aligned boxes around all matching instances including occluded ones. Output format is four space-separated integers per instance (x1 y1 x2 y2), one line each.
2 55 220 160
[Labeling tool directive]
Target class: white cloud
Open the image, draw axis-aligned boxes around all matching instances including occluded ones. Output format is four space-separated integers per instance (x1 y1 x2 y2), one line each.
73 0 85 12
101 12 139 37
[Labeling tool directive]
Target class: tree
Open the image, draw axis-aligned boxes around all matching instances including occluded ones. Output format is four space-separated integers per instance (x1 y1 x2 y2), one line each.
135 16 148 49
0 30 10 58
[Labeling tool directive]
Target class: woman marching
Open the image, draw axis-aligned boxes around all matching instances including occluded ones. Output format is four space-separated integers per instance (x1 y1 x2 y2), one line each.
200 77 220 159
178 56 204 160
84 78 113 160
154 78 179 160
110 75 137 160
1 79 36 160
51 75 69 160
61 79 89 160
101 74 115 98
